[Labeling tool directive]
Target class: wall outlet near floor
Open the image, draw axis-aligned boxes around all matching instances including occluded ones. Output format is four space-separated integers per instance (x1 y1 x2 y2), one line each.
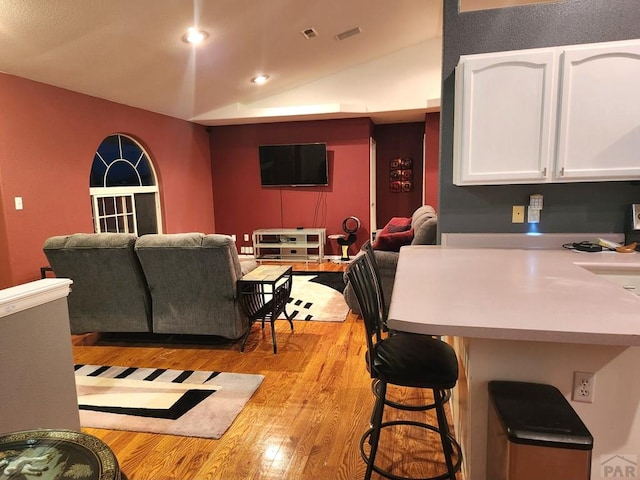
572 371 595 403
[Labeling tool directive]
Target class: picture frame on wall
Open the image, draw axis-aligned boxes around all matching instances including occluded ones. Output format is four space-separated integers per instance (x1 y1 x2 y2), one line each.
390 157 413 193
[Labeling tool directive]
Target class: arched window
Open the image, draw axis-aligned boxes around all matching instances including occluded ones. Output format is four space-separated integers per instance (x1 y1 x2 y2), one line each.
89 134 162 235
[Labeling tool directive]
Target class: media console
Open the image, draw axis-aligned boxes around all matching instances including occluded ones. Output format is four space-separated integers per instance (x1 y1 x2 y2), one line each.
252 228 326 263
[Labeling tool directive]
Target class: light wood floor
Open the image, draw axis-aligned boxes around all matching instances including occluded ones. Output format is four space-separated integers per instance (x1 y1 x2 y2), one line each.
72 261 462 480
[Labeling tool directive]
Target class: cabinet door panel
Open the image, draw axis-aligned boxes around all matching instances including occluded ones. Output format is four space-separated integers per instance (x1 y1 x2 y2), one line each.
454 49 557 185
557 41 640 181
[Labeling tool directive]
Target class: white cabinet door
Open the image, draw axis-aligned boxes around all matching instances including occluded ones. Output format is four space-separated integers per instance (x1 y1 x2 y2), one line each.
556 40 640 181
453 49 558 185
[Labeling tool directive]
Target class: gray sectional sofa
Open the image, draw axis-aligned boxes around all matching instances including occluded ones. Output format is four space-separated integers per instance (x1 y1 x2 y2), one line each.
343 205 438 315
43 232 257 339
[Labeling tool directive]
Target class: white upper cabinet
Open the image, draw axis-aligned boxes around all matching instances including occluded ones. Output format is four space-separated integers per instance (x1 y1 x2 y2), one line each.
454 39 640 186
454 49 558 185
556 40 640 181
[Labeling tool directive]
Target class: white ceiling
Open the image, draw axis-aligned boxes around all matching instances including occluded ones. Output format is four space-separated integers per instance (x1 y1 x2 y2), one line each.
0 0 556 126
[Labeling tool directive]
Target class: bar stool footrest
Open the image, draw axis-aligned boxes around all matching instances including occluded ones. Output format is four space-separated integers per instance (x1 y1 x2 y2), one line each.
359 420 462 480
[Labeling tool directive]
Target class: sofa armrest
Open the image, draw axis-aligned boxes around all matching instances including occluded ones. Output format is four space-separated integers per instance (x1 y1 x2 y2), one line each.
240 259 258 276
412 215 437 245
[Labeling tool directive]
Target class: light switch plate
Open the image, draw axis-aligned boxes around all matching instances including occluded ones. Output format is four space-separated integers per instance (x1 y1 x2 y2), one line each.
14 197 23 210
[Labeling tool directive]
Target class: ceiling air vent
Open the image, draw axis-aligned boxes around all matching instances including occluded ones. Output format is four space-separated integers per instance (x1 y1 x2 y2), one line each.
301 28 318 39
336 26 362 41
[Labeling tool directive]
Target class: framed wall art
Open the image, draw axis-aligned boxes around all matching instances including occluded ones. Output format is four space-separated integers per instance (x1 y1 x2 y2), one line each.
390 157 413 193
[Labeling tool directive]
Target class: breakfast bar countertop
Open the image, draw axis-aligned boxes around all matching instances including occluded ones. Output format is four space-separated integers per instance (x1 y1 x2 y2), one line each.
387 246 640 346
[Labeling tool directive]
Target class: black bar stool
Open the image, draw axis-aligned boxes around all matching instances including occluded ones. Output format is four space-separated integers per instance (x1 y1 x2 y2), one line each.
361 240 452 414
347 254 462 480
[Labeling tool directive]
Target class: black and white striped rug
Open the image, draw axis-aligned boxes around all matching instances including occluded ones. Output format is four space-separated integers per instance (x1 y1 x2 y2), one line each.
75 364 264 439
282 272 348 322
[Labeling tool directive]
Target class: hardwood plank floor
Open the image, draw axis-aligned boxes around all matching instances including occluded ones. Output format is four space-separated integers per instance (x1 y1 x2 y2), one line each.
72 261 462 479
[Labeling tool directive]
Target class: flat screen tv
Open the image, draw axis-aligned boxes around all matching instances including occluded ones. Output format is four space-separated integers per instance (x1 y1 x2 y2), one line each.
259 143 328 187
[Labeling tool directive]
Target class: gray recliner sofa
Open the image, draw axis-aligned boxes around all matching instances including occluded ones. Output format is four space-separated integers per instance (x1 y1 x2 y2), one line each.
135 233 256 339
43 232 257 339
43 233 152 334
343 205 438 315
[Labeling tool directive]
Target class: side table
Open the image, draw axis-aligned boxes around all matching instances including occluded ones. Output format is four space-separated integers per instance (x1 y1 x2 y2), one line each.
237 265 293 353
0 429 121 479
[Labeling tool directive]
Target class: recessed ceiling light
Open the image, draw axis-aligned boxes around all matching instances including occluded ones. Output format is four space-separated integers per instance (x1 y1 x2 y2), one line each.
251 75 270 85
182 27 209 45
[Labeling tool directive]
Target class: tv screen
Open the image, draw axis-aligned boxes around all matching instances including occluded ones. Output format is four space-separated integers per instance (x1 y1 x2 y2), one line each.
259 143 328 187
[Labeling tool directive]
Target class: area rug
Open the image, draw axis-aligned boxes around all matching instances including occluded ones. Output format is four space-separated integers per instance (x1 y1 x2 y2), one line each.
74 364 264 439
281 271 349 322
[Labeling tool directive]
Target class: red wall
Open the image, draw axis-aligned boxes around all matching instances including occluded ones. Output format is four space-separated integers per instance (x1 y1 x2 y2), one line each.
424 112 440 210
374 122 427 227
0 72 442 287
0 73 214 288
209 119 373 257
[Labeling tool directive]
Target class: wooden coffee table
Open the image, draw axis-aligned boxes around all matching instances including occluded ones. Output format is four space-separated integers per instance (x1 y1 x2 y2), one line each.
0 429 121 479
237 265 293 353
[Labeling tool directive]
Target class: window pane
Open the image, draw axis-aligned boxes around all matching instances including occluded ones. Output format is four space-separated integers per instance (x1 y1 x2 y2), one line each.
105 216 117 232
97 135 121 163
136 155 154 186
106 161 140 187
127 214 135 233
90 155 107 187
135 193 159 235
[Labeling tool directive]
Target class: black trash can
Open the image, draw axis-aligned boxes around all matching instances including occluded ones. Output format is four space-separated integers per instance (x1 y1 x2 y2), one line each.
487 381 593 480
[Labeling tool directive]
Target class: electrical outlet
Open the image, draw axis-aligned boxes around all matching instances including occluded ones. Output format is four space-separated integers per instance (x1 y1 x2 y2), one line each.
572 371 595 403
512 206 525 223
244 233 249 242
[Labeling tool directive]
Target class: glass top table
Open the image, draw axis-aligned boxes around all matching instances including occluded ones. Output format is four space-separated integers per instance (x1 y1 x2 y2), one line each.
237 265 294 354
0 429 120 480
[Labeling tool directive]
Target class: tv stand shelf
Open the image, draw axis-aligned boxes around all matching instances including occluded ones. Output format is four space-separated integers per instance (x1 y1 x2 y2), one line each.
253 228 326 263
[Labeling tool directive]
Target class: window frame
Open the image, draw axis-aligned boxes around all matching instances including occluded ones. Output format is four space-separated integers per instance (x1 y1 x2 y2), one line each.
89 135 163 234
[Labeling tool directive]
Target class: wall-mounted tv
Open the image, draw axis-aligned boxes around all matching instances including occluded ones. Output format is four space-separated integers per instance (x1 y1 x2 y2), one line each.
259 143 328 187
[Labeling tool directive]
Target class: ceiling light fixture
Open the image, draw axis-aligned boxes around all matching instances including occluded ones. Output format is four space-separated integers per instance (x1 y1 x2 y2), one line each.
182 27 209 45
251 74 270 85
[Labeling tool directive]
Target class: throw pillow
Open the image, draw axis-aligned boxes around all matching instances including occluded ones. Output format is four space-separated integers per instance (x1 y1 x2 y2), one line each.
386 216 412 233
372 217 415 252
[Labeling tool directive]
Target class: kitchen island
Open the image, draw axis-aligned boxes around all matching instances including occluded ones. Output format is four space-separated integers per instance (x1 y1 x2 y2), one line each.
388 246 640 480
